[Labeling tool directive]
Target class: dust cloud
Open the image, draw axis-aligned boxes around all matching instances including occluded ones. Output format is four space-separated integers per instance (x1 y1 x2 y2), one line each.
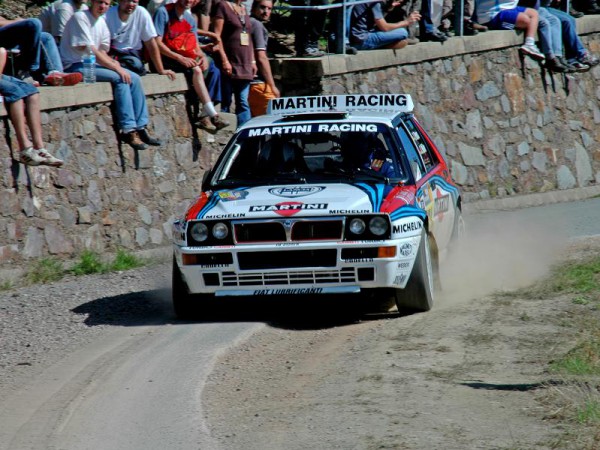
438 209 569 306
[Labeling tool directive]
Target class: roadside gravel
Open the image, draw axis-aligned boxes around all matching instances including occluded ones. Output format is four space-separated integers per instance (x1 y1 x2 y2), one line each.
0 263 171 399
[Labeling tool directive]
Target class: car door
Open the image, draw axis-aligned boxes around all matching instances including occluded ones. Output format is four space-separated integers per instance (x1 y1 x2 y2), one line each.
396 119 457 251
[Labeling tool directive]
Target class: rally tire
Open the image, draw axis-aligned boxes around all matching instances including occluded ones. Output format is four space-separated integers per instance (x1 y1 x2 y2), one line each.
172 258 197 320
394 230 435 312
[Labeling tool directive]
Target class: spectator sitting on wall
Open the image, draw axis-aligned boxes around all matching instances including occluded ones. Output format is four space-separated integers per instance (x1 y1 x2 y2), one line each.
189 0 224 115
248 0 280 116
541 0 600 71
105 0 176 79
61 0 162 150
536 6 571 72
154 0 229 133
350 0 421 50
474 0 545 61
0 16 83 86
0 47 64 167
39 0 88 44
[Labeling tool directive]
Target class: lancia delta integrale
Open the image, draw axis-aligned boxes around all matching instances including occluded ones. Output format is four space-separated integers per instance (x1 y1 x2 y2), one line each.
172 94 464 318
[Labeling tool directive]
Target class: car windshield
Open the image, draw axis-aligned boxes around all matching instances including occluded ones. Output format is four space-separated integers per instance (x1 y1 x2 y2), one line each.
211 123 410 187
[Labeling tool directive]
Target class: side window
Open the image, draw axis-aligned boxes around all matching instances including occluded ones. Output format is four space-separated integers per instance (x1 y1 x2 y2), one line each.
403 119 438 172
396 123 425 181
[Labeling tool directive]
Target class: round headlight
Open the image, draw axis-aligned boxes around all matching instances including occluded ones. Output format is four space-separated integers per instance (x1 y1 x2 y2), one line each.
369 216 389 236
190 222 208 242
349 218 366 235
212 222 229 239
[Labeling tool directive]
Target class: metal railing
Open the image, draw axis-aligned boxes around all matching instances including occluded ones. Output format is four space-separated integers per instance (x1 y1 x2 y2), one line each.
274 0 574 55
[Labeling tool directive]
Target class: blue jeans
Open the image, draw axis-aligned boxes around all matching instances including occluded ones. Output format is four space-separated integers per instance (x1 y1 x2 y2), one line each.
39 32 64 74
0 74 38 103
0 18 41 73
544 7 586 61
354 28 408 50
538 8 562 58
229 79 251 127
67 62 149 133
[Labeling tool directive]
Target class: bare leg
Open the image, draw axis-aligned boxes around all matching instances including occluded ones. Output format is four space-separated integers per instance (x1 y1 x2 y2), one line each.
516 8 539 39
7 99 32 151
24 93 44 150
191 66 212 106
385 40 409 50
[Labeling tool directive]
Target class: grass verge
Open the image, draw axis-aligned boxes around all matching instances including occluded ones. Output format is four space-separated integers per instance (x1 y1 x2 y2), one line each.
536 254 600 449
23 249 148 286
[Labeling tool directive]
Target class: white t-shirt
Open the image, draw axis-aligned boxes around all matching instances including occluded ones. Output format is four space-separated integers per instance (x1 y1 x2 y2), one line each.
39 0 88 40
105 5 157 53
60 9 110 69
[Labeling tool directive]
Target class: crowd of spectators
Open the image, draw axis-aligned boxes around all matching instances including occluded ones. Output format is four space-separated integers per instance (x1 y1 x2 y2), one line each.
0 0 598 166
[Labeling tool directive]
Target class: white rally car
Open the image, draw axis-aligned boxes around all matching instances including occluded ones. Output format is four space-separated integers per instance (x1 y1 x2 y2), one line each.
172 94 463 318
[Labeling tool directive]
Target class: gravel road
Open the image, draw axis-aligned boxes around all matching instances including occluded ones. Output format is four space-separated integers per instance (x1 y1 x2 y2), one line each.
1 195 599 449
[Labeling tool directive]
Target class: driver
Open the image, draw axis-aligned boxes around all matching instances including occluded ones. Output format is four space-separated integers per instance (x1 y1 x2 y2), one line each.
342 133 396 177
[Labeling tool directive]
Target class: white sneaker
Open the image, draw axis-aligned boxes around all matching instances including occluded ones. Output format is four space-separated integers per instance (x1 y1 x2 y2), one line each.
519 43 545 61
19 147 45 166
36 148 64 167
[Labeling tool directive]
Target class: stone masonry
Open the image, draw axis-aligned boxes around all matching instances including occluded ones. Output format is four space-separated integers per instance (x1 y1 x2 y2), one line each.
0 18 599 270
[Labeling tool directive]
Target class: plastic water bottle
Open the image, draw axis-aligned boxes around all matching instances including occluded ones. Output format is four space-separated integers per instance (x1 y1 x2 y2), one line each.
82 47 96 84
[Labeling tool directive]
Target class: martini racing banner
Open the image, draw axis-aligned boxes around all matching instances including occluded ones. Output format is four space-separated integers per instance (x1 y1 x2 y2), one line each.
267 94 414 115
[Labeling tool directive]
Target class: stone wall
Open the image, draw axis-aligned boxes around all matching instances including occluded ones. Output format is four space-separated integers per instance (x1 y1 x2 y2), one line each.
0 75 233 270
1 18 600 271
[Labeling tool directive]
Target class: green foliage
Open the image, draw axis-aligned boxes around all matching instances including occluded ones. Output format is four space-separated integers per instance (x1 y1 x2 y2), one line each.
550 336 600 377
549 257 600 296
70 250 108 276
26 258 65 284
109 248 144 271
0 279 12 291
576 400 600 424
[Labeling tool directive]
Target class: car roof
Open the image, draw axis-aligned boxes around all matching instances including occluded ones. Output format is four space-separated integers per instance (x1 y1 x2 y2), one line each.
237 94 414 131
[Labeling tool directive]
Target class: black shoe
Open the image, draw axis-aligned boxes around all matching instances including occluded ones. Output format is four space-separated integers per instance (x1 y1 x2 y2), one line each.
570 7 584 17
463 21 478 36
421 30 448 42
545 56 568 73
345 45 358 55
121 131 147 150
297 47 326 57
138 128 161 146
557 56 577 73
582 4 600 13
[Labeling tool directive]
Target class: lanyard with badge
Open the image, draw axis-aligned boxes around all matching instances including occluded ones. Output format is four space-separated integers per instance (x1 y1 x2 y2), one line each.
228 1 249 46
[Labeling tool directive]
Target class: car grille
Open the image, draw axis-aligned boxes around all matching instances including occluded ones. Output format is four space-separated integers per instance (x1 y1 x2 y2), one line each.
233 218 343 244
238 249 337 270
221 268 357 286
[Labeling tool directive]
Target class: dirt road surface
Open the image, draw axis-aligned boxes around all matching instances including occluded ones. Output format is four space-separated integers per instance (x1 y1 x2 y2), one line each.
1 197 599 449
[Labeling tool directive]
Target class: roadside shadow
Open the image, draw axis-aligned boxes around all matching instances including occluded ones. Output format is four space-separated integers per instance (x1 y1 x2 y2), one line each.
460 380 564 392
72 289 400 330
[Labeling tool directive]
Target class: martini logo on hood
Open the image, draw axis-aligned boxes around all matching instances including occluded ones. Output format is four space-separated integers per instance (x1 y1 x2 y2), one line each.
249 202 328 217
268 186 325 198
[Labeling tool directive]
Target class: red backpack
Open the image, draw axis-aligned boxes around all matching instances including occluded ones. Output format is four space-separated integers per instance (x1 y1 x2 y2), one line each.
163 4 198 59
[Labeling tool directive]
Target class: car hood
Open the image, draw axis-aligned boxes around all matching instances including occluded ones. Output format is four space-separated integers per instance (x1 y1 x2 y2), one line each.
189 183 405 220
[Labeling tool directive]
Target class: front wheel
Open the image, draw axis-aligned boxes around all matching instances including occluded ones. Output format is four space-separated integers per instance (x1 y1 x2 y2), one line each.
172 258 197 320
394 230 435 313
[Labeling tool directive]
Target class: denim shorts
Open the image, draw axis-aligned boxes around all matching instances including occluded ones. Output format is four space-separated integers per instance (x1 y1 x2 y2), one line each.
354 28 408 50
488 6 526 30
0 75 38 103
